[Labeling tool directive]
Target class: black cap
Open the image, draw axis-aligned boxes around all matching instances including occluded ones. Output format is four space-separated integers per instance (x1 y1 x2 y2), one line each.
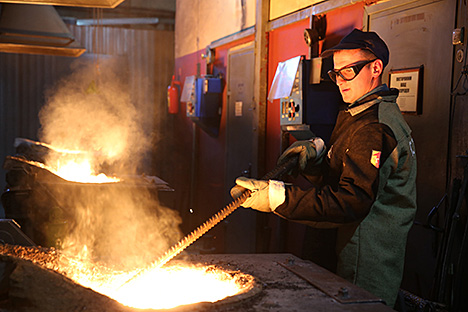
322 29 389 68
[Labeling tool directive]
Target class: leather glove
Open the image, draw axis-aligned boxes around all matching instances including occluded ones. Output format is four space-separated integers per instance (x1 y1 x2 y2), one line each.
231 177 285 212
277 137 325 173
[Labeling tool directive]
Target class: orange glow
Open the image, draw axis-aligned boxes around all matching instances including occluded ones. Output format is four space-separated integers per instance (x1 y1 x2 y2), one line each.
45 144 117 182
12 155 119 183
53 158 119 183
53 249 254 310
28 151 251 308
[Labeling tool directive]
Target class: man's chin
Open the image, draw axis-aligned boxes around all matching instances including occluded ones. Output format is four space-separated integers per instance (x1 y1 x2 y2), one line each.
340 91 353 104
341 97 353 104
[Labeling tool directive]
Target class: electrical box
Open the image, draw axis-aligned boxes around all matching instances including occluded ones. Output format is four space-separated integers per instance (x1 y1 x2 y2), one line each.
276 56 304 127
181 75 223 137
195 77 222 118
269 55 343 142
181 76 197 117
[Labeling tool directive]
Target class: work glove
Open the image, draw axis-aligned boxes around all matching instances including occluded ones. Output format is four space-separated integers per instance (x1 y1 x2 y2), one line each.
230 177 285 213
277 137 326 174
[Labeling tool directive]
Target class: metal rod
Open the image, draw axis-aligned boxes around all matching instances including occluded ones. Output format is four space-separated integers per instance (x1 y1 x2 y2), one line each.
118 156 298 288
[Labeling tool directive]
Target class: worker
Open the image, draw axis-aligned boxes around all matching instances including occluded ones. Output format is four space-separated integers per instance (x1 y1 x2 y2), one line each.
232 28 417 307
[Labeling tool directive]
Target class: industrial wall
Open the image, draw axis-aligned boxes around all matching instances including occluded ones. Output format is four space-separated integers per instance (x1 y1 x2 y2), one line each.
170 36 256 255
175 0 256 58
270 0 323 20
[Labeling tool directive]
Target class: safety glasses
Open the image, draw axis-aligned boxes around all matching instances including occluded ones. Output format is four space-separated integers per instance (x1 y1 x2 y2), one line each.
327 59 377 83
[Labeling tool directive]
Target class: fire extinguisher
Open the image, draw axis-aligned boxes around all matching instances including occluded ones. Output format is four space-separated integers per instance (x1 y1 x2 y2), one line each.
167 75 181 114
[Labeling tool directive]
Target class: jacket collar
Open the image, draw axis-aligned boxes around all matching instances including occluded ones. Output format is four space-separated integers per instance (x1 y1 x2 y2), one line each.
346 84 399 116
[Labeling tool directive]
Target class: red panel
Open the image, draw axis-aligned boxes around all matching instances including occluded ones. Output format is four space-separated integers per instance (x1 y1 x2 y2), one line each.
322 2 365 51
266 3 365 173
267 19 310 172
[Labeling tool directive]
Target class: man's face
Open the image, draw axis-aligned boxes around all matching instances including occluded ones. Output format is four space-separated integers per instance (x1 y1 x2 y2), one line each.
332 49 380 104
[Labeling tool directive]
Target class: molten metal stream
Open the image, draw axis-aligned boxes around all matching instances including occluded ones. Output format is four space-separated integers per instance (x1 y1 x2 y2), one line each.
119 156 298 287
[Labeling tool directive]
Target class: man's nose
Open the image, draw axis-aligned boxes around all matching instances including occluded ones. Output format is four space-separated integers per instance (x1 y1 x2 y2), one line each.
336 75 345 85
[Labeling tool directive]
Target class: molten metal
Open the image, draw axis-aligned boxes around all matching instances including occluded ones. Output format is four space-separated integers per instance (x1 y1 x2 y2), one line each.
0 245 255 310
76 261 254 310
9 155 119 183
52 158 120 183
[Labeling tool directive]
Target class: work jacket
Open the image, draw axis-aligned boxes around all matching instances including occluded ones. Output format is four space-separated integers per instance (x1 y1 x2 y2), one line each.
274 84 417 306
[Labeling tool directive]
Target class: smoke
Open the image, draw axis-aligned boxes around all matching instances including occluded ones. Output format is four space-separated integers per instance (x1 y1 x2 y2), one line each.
39 57 149 174
53 185 182 270
37 57 182 270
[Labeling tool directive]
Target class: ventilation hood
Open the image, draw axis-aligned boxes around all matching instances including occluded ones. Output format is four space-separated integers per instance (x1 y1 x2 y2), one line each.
0 0 125 8
0 3 86 57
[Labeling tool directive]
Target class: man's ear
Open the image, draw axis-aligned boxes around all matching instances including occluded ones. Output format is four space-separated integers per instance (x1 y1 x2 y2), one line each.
371 59 384 77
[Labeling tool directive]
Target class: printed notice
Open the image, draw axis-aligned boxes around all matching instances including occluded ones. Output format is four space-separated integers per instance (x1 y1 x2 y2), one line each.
235 101 243 117
389 69 420 113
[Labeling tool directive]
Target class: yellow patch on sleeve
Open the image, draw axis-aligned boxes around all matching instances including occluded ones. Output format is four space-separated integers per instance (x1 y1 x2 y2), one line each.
371 150 381 168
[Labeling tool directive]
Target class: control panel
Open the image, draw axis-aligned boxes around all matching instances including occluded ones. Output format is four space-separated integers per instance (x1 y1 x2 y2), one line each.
280 62 303 126
181 75 223 137
194 77 222 118
181 75 197 117
182 76 222 118
270 55 343 142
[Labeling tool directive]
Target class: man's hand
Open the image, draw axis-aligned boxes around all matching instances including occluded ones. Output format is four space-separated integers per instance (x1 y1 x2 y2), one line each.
230 177 285 212
277 137 325 172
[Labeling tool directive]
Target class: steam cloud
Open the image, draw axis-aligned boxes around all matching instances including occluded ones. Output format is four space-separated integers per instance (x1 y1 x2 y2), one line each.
39 58 148 173
37 58 182 270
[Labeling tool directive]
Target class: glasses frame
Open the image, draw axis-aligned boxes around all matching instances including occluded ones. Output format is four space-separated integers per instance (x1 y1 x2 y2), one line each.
327 59 377 83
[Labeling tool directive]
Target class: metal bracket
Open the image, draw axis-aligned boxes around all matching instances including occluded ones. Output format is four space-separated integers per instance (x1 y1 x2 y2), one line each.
278 258 385 304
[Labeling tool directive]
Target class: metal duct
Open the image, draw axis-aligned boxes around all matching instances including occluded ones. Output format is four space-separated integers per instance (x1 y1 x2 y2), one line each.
0 4 86 57
0 0 125 8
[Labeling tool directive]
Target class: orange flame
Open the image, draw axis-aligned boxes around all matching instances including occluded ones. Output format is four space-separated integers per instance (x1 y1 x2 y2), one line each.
16 154 120 183
53 158 119 183
56 248 253 310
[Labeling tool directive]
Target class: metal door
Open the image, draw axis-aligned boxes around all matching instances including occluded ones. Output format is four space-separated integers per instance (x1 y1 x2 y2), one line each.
224 42 257 253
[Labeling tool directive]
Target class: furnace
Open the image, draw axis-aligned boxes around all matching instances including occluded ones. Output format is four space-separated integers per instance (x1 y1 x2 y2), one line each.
0 245 393 312
1 138 177 269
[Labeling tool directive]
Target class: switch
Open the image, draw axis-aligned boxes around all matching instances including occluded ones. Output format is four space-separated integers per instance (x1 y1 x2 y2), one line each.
453 28 464 45
187 102 194 114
